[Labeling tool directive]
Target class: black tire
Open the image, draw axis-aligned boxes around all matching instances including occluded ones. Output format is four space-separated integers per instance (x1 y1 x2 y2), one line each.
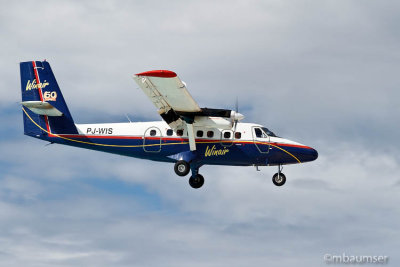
272 173 286 186
174 160 190 177
189 174 204 189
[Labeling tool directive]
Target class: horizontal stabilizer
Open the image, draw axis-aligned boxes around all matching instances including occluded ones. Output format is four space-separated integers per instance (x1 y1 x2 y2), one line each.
21 101 63 116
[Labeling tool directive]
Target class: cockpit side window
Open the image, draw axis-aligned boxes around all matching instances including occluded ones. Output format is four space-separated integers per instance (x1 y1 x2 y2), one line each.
261 127 277 137
254 127 274 138
255 128 263 138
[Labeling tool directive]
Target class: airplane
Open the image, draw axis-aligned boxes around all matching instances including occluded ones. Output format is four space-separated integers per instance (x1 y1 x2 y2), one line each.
19 60 318 189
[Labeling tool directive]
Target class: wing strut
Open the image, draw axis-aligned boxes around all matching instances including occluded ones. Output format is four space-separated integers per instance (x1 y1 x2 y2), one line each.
186 123 196 151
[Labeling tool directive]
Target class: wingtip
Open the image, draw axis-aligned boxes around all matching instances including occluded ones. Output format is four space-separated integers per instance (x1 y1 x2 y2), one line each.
135 70 177 78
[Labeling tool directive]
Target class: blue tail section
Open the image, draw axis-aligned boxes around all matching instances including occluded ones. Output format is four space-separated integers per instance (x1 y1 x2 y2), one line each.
20 60 78 137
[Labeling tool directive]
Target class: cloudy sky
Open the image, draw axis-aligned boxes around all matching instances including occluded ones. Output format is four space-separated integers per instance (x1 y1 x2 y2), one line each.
1 0 399 266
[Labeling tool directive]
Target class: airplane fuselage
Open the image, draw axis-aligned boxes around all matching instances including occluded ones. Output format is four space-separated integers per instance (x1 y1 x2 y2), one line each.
25 111 317 167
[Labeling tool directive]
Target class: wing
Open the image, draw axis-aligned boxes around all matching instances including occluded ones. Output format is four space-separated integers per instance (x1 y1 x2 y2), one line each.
134 69 201 111
133 70 244 151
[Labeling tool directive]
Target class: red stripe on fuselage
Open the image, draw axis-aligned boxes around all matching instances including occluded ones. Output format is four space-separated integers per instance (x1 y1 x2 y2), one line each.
270 142 312 149
57 134 223 143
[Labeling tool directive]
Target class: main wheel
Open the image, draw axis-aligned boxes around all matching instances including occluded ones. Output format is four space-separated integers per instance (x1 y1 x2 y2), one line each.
189 174 204 189
174 160 190 177
272 173 286 186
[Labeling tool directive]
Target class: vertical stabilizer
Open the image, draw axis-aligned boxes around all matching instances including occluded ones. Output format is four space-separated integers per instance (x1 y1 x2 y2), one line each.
20 60 78 137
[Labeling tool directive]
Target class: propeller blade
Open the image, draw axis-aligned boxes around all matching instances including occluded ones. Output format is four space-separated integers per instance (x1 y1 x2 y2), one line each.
232 96 239 131
235 97 239 113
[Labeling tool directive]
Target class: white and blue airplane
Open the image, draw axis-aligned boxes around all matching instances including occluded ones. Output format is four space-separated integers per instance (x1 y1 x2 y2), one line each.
20 60 318 189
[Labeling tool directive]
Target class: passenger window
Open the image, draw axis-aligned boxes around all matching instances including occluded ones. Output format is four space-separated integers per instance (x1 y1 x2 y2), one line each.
235 132 241 139
177 129 184 136
207 131 214 138
254 128 262 138
150 129 156 136
223 131 231 139
197 130 204 137
166 129 173 136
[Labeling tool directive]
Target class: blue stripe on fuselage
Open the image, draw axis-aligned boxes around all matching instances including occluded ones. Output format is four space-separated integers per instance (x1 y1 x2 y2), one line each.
31 133 316 166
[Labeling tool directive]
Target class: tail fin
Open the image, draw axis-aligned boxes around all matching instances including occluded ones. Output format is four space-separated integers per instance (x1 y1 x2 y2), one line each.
20 60 78 137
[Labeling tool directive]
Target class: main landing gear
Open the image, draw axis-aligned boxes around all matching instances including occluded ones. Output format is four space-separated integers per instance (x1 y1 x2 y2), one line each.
189 174 204 189
272 165 286 186
174 160 190 177
174 160 204 189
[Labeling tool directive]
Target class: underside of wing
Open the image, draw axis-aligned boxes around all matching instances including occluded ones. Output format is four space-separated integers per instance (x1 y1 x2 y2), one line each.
134 70 200 111
133 70 203 129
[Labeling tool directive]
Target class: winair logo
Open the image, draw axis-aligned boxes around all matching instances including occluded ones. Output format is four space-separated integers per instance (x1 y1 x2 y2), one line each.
205 145 229 157
26 80 49 91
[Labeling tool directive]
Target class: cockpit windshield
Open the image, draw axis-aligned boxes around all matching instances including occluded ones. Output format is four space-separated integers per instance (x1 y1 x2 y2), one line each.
261 127 277 137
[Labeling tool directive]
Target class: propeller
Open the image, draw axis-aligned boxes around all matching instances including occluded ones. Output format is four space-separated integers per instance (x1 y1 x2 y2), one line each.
234 97 239 132
235 97 238 114
231 97 244 132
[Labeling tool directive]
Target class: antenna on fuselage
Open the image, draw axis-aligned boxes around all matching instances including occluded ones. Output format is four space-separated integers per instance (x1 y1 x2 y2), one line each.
125 114 132 123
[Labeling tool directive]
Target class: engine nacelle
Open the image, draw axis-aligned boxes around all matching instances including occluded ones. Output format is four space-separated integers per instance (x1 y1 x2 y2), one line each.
230 111 245 121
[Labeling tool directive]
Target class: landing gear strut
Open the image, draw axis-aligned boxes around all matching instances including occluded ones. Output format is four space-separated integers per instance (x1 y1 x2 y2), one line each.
272 165 286 186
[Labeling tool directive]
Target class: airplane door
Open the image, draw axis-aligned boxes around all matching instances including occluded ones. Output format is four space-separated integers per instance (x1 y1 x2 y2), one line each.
252 127 270 153
143 127 162 152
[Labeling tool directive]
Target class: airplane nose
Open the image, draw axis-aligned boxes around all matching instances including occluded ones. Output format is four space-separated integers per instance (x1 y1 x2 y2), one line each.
310 148 318 161
298 147 318 162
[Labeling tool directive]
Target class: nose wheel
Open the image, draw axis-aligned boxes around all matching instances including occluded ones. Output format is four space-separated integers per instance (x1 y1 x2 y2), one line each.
272 172 286 186
272 165 286 186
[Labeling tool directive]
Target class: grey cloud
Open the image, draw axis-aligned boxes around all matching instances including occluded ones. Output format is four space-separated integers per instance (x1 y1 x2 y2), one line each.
1 0 400 266
0 136 399 266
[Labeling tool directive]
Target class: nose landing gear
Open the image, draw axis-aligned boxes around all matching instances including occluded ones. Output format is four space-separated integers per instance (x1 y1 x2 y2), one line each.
272 165 286 186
